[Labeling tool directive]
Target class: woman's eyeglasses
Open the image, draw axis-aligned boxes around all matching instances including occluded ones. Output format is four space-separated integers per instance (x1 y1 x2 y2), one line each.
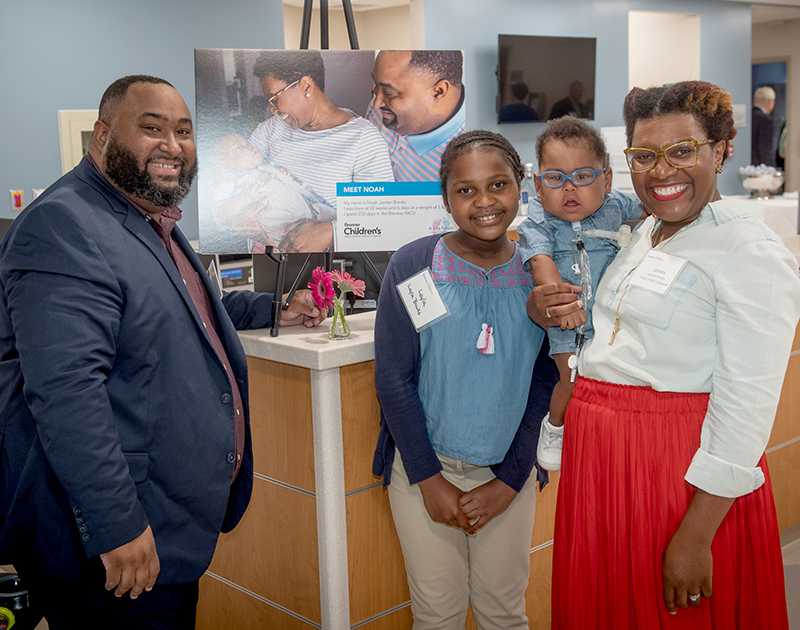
624 139 714 173
268 80 300 109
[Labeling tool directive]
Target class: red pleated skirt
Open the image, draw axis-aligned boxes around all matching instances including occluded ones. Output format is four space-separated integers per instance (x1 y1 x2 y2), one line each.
552 377 789 630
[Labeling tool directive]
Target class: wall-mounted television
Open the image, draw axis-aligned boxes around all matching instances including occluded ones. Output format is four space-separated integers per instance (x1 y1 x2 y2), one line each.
497 34 596 124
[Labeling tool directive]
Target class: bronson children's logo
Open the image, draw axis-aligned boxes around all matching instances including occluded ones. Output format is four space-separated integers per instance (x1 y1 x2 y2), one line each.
343 223 382 236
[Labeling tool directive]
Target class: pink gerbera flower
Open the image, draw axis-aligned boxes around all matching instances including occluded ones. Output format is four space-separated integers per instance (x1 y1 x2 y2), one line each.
308 267 335 309
330 270 366 297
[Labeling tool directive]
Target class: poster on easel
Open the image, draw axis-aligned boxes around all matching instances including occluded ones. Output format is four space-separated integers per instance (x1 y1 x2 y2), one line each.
195 48 464 254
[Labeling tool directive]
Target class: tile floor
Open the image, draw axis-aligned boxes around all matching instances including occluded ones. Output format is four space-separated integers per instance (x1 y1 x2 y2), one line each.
5 532 800 630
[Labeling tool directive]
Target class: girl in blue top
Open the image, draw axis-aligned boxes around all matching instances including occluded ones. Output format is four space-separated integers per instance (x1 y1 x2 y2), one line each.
373 130 557 629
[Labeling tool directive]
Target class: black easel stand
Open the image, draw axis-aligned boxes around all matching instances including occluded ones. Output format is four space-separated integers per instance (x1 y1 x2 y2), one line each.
268 0 361 336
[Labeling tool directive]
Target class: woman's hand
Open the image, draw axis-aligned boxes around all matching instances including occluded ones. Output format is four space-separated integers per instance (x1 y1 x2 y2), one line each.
458 478 518 531
417 473 476 534
527 282 583 329
662 528 713 613
661 489 734 615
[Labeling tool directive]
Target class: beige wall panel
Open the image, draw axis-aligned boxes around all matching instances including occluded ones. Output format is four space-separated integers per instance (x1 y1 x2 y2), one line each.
340 361 383 492
532 472 560 548
767 439 800 532
246 357 315 491
197 574 318 630
768 355 800 449
346 486 411 624
527 545 555 630
208 478 322 623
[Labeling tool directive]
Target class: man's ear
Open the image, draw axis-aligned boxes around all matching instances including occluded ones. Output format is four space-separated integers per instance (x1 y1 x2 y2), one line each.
93 119 111 149
432 79 451 103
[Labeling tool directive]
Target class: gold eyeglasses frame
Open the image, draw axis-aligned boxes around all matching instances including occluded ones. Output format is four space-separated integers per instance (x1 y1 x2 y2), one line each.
624 139 715 173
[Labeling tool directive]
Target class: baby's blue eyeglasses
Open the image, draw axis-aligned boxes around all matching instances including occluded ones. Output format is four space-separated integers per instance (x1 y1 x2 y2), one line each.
538 168 606 188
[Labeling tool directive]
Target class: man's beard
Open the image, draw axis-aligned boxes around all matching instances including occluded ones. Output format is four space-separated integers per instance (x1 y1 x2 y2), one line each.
104 136 197 208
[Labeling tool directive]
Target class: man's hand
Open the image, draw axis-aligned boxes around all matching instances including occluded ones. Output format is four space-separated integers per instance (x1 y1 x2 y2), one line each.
281 220 334 252
100 525 160 599
279 289 327 328
417 473 476 535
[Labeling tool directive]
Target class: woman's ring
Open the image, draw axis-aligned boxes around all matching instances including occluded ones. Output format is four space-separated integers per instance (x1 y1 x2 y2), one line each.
546 307 552 319
688 593 701 602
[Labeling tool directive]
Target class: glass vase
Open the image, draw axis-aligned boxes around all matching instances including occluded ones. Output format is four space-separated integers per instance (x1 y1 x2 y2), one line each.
329 296 351 340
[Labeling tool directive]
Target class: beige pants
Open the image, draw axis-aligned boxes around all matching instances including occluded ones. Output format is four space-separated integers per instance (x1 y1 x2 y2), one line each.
388 449 537 630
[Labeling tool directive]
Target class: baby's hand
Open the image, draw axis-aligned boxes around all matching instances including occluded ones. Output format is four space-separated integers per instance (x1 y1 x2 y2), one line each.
559 309 587 331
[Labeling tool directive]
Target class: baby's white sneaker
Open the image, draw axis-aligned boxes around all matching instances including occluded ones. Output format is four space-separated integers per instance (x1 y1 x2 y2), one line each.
537 413 563 472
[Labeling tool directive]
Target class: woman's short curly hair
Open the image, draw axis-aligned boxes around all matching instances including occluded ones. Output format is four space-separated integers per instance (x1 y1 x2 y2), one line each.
622 81 737 164
439 130 524 197
253 50 325 92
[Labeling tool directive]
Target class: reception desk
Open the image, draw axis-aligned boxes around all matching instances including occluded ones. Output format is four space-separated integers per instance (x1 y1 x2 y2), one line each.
196 238 800 630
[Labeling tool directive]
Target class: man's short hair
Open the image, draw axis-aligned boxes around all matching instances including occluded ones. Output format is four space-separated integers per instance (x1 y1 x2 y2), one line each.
408 50 462 89
99 75 173 121
753 85 776 106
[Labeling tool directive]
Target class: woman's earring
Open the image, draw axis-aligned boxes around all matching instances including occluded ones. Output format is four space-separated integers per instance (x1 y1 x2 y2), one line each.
305 93 311 98
715 164 723 174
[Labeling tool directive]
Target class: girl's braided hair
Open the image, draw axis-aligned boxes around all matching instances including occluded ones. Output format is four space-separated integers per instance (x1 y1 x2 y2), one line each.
439 130 525 196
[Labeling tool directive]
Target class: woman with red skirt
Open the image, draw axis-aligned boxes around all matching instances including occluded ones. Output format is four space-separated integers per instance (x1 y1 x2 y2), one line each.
533 81 800 629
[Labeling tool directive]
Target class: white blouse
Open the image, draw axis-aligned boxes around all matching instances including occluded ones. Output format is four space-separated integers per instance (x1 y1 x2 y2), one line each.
579 198 800 498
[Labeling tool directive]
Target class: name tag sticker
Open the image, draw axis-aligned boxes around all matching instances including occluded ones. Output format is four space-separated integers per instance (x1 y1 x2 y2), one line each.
396 268 450 332
629 250 687 295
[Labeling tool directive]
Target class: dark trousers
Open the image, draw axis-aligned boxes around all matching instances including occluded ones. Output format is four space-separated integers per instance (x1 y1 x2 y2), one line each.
14 559 198 630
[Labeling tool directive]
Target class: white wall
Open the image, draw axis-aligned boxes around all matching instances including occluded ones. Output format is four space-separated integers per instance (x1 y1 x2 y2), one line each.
283 4 414 50
753 18 800 191
629 10 701 90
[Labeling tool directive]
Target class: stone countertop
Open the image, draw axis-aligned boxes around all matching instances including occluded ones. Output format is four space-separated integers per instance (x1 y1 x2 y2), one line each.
238 310 376 370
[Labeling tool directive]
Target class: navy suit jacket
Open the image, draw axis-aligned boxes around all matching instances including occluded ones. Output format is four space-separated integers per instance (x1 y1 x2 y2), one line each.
751 106 776 167
0 157 273 583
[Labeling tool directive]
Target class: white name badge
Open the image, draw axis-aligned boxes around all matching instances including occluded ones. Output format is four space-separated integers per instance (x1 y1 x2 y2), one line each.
629 250 687 295
396 268 450 332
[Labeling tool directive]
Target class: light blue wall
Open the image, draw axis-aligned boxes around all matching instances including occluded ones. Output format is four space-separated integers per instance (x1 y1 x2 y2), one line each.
424 0 753 196
1 0 752 238
0 0 285 238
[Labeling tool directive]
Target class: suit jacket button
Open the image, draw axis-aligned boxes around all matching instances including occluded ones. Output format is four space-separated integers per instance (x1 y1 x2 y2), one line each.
221 393 232 404
75 516 85 524
78 524 88 533
73 507 82 515
226 452 235 464
82 533 91 542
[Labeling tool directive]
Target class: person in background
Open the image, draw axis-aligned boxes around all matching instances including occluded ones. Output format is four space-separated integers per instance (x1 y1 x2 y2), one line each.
751 85 777 167
0 75 324 629
531 80 799 629
498 82 539 123
247 49 394 251
548 81 588 120
373 130 557 629
368 50 465 181
517 117 644 472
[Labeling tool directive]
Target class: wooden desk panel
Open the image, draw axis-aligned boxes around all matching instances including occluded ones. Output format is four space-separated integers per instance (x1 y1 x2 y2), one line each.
247 357 315 492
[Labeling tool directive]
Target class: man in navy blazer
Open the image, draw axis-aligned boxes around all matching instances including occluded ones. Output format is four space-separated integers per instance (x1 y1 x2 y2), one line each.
0 75 323 628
